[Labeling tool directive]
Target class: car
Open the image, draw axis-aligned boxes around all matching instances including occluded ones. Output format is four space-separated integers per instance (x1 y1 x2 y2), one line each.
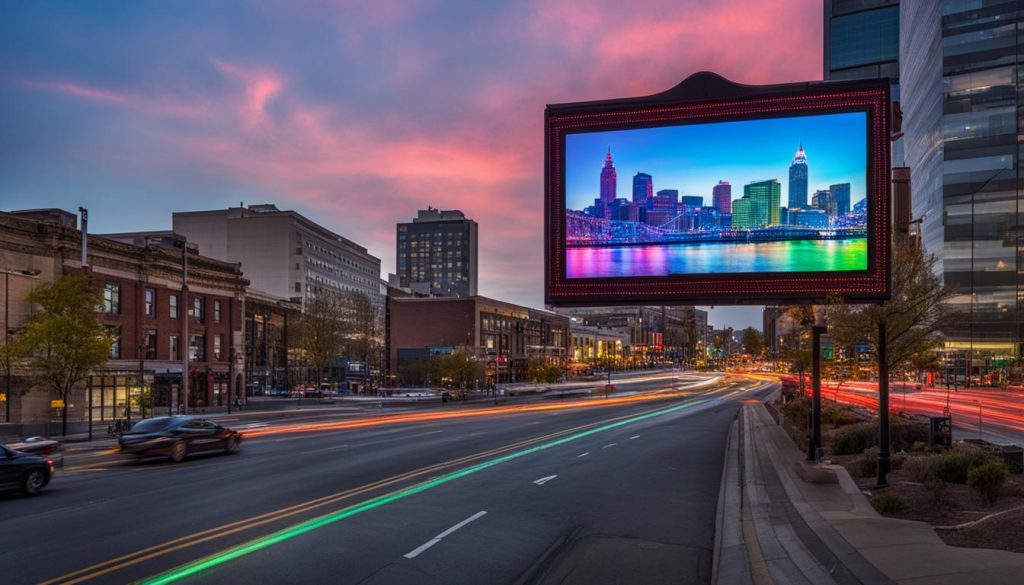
0 445 54 496
118 416 242 463
5 436 61 457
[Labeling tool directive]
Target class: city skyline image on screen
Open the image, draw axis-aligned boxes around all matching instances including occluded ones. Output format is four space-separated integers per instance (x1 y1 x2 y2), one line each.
563 111 868 279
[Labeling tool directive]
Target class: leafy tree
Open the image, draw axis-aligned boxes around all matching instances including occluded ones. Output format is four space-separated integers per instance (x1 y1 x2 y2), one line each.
297 291 349 387
528 358 564 383
435 352 484 388
19 273 111 436
825 235 960 379
740 327 764 357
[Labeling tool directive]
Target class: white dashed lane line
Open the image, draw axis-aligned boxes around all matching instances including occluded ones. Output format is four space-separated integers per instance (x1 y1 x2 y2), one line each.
533 475 558 486
403 511 488 559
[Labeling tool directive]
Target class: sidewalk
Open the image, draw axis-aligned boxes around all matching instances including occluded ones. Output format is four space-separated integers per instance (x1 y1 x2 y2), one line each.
714 401 1024 584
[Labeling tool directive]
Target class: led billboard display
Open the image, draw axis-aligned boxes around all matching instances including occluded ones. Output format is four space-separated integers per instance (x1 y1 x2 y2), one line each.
545 73 891 306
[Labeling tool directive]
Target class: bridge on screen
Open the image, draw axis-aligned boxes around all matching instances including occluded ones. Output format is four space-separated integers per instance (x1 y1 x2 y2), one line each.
565 210 867 248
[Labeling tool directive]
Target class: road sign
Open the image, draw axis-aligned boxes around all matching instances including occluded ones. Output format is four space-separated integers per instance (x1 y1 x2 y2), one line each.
51 399 65 409
855 343 871 363
822 344 834 360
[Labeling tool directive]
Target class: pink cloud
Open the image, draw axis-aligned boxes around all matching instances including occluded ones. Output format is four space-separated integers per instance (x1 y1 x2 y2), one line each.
19 78 128 103
212 59 284 127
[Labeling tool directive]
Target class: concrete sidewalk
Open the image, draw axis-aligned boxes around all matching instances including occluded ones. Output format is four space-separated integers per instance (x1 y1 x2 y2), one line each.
715 402 1024 584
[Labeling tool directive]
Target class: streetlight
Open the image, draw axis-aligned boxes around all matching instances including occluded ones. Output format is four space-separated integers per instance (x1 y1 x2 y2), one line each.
3 267 41 423
172 238 189 414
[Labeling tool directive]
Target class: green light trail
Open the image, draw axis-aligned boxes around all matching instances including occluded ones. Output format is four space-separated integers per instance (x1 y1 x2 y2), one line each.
139 398 710 585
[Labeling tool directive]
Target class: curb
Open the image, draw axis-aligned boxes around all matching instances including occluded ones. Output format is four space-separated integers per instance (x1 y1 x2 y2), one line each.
713 413 752 585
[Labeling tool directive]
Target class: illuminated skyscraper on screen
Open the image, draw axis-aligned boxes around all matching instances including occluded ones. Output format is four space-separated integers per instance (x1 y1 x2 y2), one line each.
600 149 617 206
712 180 731 214
788 145 808 209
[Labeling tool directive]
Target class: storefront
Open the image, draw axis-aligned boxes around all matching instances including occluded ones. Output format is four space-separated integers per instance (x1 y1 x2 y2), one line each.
87 370 153 423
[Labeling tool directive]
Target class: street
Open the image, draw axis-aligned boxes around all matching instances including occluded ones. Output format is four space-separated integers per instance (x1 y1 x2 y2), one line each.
1 374 772 585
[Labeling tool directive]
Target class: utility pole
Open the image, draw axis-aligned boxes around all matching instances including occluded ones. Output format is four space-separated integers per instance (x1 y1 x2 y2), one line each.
808 325 826 462
175 239 190 415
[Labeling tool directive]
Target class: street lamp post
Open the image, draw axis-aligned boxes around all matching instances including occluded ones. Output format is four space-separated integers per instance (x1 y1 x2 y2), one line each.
173 239 189 415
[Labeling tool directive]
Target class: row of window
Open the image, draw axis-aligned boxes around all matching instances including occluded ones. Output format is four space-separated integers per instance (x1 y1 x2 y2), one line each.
303 239 377 276
102 283 224 323
105 325 226 362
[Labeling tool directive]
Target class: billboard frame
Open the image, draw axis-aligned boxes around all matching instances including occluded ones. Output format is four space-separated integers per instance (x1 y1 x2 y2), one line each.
544 72 891 307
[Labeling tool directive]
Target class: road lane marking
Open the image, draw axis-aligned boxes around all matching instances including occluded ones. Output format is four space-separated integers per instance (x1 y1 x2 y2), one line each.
42 398 713 585
602 443 617 449
577 452 589 458
137 398 712 585
629 435 640 440
533 475 557 486
403 511 487 559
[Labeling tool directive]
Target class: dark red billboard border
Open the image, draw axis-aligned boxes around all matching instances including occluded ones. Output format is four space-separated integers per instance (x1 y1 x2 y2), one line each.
545 74 891 307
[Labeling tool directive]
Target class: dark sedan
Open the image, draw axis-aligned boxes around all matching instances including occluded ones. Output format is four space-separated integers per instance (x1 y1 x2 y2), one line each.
118 416 242 463
0 445 54 496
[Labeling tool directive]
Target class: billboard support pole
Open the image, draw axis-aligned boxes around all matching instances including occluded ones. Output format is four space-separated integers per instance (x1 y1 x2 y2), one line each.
809 325 826 461
877 320 890 487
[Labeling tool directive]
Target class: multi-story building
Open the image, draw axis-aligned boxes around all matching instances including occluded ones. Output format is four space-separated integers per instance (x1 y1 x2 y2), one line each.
600 148 618 217
173 204 382 311
901 1 1024 379
570 325 629 366
731 197 757 230
788 145 809 209
792 209 829 228
1 211 247 432
396 208 478 298
812 189 837 218
824 0 900 82
733 180 781 228
555 305 697 365
712 181 732 214
243 289 301 397
830 182 852 216
654 189 678 210
680 195 703 208
388 296 569 384
633 172 653 208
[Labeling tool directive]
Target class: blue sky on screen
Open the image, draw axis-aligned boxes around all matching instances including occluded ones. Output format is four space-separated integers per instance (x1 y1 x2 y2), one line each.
565 111 867 211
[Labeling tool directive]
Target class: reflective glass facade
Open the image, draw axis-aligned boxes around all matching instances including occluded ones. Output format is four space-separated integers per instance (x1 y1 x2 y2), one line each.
901 0 1024 379
830 6 900 70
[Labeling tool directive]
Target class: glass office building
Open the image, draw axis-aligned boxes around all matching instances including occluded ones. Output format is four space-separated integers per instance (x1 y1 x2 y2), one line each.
901 0 1024 381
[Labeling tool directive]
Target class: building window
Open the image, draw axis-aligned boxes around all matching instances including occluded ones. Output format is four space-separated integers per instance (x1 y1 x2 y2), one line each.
169 335 179 361
214 300 222 323
170 294 179 319
213 334 223 361
144 288 156 317
103 283 121 314
190 334 205 362
192 297 204 323
106 325 121 359
145 329 157 360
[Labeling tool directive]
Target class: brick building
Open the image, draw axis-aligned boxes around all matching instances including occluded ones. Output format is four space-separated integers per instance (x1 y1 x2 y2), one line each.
388 296 569 384
0 211 247 432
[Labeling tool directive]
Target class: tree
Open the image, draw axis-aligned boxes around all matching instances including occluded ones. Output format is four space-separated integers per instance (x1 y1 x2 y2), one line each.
340 291 380 391
528 358 565 383
435 352 484 389
19 273 111 436
297 291 349 387
740 327 764 357
825 235 960 379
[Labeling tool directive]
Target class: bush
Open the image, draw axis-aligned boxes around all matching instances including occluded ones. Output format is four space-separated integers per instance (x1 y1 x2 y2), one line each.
891 418 929 451
906 446 992 484
825 404 859 427
780 396 809 431
833 422 875 455
874 494 908 515
855 447 878 478
967 462 1008 503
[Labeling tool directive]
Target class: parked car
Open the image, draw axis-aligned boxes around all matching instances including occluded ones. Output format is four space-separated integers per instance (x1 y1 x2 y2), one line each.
0 445 54 496
5 437 61 456
118 416 242 463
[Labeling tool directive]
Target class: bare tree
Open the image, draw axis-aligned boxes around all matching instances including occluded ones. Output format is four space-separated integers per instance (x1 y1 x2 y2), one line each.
340 291 380 391
297 291 349 388
825 235 961 378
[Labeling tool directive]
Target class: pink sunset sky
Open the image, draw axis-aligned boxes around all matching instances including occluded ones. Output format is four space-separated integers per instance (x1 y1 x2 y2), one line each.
1 0 824 329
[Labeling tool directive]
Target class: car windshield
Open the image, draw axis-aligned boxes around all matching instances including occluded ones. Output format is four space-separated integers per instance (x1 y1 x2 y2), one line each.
129 418 176 433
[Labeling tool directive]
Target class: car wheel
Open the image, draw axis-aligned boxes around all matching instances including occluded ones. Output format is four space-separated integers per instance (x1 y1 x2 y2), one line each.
170 441 187 463
22 469 48 496
224 436 239 454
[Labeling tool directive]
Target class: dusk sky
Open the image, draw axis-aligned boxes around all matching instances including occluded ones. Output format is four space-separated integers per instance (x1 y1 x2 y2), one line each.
0 0 824 331
565 112 867 212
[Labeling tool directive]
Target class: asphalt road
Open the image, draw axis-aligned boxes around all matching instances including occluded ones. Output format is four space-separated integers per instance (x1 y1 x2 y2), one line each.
0 374 773 585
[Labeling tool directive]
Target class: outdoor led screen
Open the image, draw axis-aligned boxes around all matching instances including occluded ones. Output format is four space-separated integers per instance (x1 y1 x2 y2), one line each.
545 73 891 306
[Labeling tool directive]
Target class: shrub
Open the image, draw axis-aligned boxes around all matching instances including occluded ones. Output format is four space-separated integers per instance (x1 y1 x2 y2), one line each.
874 494 908 515
925 478 952 506
931 447 991 484
825 404 859 427
967 462 1008 503
780 396 810 431
856 447 878 478
833 422 875 455
891 418 929 451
